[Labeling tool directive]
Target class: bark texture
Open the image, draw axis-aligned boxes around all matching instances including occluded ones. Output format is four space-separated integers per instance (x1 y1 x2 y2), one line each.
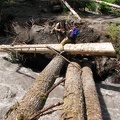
5 55 65 120
81 61 103 120
61 0 81 21
60 62 85 120
0 43 116 56
95 0 120 9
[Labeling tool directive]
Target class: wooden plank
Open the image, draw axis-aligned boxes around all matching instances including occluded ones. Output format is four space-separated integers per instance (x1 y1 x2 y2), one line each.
0 43 116 56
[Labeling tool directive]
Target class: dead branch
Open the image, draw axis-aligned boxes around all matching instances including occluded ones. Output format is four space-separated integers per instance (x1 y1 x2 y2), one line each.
95 0 120 9
47 46 82 70
61 0 81 21
29 101 64 120
40 108 63 117
46 77 66 95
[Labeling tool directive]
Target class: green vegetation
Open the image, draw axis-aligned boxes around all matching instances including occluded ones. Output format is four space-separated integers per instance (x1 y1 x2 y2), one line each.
98 0 120 15
63 5 69 13
107 22 120 52
66 0 120 16
99 1 112 14
115 0 120 4
87 0 96 11
108 22 120 41
111 9 120 17
8 52 21 63
115 45 120 52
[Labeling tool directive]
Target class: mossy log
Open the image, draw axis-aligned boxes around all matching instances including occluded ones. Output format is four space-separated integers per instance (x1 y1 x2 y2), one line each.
60 62 85 120
81 61 103 120
5 55 66 120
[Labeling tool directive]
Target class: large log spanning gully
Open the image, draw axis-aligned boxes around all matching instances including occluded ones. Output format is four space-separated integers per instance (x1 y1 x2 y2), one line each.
0 43 116 56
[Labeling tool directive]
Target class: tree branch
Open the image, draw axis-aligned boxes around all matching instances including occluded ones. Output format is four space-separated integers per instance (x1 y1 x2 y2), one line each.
46 77 65 95
29 101 64 120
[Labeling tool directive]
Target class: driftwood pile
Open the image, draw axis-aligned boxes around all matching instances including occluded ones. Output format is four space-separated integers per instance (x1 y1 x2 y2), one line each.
5 54 103 120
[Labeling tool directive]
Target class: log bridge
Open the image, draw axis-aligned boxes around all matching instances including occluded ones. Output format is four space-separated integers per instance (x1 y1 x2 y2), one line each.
2 0 117 119
2 42 116 119
0 42 116 56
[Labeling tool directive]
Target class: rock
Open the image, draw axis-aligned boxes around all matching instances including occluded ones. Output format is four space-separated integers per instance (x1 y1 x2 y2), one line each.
96 82 120 120
0 52 36 119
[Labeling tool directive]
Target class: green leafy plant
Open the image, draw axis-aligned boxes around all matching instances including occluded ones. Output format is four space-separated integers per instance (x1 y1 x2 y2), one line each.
108 23 120 41
99 1 112 14
63 5 68 13
115 0 120 4
115 45 120 51
104 0 116 3
107 22 120 55
87 0 96 11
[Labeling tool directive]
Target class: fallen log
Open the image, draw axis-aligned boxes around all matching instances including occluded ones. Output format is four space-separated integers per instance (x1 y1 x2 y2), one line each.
5 55 66 120
61 0 81 21
0 43 116 56
60 62 85 120
95 0 120 9
81 61 103 120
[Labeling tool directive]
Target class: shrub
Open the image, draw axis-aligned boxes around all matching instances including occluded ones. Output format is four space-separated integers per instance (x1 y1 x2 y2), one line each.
87 0 96 11
106 22 120 55
115 0 120 5
99 1 112 14
63 6 68 13
108 22 120 45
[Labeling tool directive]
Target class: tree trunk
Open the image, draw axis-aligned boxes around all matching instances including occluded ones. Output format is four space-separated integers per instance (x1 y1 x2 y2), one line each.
5 55 66 120
60 62 85 120
61 0 81 21
95 0 120 9
81 61 103 120
0 43 116 56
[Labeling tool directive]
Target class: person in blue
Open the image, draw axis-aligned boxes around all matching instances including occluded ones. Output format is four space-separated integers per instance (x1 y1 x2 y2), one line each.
60 22 80 51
